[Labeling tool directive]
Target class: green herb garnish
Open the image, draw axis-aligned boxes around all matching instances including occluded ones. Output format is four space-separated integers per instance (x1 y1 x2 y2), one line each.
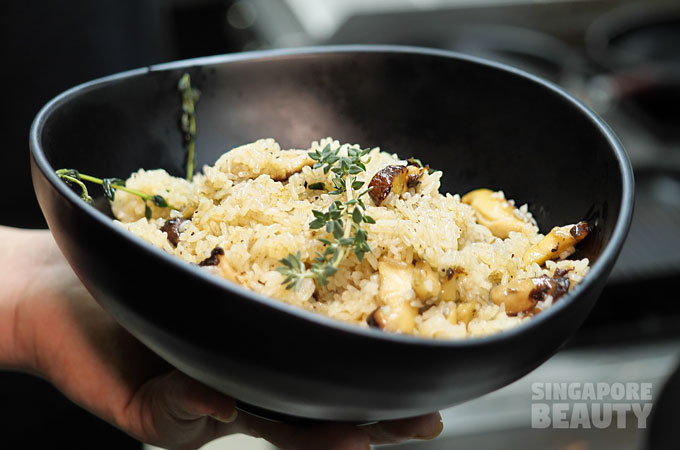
277 144 375 290
407 157 436 175
56 169 177 219
56 74 196 219
178 73 200 182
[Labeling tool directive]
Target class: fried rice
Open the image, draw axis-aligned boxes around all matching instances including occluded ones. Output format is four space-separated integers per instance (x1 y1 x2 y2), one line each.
111 138 590 339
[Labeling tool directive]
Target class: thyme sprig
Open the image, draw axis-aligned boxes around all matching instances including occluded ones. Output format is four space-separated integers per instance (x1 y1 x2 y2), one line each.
277 144 375 290
178 73 201 182
407 157 436 175
56 169 177 219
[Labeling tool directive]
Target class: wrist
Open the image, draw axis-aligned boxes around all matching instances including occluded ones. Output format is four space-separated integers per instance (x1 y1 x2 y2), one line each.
0 283 22 370
0 226 52 374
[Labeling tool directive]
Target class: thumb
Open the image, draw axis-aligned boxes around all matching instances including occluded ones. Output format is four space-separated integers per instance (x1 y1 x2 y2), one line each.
160 371 237 423
132 370 238 449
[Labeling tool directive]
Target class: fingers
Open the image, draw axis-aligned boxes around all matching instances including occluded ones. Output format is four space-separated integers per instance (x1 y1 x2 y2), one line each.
362 412 444 445
235 413 371 450
160 371 237 423
128 370 238 450
130 370 442 450
233 410 443 450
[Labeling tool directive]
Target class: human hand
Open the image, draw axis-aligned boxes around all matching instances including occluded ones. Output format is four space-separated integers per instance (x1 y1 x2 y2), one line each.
0 226 443 449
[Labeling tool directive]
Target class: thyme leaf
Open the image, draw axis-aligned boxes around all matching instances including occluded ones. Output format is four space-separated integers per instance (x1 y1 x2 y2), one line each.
278 144 374 290
56 169 94 205
308 182 326 190
56 169 178 215
55 74 191 219
102 178 125 201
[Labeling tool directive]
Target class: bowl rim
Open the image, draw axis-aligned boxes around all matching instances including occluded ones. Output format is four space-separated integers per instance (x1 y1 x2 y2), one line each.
30 44 635 348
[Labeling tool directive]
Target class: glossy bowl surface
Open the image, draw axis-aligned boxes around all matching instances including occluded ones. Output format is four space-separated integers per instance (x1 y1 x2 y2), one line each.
30 46 633 421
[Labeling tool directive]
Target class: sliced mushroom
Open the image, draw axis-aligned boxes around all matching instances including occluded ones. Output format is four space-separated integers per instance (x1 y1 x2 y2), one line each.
367 308 382 329
531 276 570 302
412 261 441 300
457 302 477 325
569 221 590 240
160 218 188 246
379 260 414 302
368 165 409 206
490 276 570 316
461 188 530 239
198 247 224 266
367 163 427 206
438 267 465 302
371 259 418 333
367 304 418 334
553 267 571 278
446 307 457 325
523 221 590 266
198 246 237 282
439 276 458 302
406 164 425 188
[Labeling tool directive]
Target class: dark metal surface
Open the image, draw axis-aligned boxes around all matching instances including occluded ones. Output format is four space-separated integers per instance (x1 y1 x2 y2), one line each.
30 46 633 421
609 168 680 283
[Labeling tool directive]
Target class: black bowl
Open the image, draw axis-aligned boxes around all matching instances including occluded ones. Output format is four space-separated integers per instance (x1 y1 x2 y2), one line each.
30 46 633 422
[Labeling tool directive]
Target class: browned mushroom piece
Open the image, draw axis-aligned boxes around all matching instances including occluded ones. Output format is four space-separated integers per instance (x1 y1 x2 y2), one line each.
368 260 418 333
523 221 591 266
367 163 427 206
456 302 477 325
366 304 417 333
406 164 425 188
570 221 591 240
198 246 238 283
367 307 385 329
406 157 429 179
368 165 409 206
531 276 570 302
160 218 188 246
412 261 441 300
439 276 457 302
553 267 571 278
490 275 570 316
461 188 531 239
198 247 224 266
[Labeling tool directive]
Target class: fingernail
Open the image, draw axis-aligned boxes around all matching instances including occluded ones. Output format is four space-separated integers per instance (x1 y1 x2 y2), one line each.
210 409 238 423
416 418 443 440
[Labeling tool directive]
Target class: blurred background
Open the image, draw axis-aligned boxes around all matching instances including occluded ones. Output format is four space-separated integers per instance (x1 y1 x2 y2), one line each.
2 0 679 449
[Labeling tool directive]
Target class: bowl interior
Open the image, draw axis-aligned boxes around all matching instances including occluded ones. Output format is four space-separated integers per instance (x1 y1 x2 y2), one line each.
41 49 622 259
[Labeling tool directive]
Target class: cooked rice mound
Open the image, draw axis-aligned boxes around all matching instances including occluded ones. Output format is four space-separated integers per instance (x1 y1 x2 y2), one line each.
111 138 590 339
